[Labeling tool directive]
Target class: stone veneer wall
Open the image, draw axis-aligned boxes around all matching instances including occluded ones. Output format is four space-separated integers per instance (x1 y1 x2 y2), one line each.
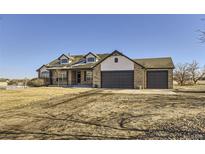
144 69 173 89
92 64 101 88
134 63 145 89
168 69 173 89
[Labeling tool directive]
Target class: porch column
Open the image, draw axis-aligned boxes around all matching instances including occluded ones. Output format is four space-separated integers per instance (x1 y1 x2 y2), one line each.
49 70 53 85
68 70 72 85
66 70 69 85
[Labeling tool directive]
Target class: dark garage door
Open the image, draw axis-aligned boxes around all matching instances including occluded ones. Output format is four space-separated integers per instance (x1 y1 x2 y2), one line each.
147 71 168 89
101 71 134 88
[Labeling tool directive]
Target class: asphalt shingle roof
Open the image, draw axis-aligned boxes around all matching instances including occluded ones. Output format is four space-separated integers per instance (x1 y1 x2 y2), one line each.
45 53 109 69
40 53 174 70
134 57 175 69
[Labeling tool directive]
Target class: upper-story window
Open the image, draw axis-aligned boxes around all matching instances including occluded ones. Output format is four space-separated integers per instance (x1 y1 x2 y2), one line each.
61 59 68 64
114 58 118 63
87 57 95 63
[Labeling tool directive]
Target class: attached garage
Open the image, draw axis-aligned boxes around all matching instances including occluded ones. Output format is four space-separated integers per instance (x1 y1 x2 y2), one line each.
101 71 134 88
92 50 174 89
147 71 168 89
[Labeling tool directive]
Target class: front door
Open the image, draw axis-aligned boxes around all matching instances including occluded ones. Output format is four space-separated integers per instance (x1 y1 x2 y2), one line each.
77 71 81 84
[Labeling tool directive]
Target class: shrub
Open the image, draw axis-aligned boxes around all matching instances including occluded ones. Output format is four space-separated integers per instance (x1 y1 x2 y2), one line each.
27 78 47 87
7 80 18 86
0 78 9 82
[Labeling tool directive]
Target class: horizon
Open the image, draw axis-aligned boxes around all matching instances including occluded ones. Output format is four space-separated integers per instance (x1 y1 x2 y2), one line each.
0 14 205 79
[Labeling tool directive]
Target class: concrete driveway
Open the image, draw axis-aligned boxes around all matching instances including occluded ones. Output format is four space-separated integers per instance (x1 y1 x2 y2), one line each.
99 88 176 95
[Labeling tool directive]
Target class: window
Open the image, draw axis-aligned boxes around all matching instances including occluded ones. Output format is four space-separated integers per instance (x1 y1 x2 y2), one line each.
61 59 68 64
87 57 95 62
59 71 67 79
85 71 93 81
41 71 49 78
56 71 67 83
114 58 118 63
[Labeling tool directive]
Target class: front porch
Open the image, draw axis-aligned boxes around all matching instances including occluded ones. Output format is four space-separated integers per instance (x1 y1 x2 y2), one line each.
49 69 93 87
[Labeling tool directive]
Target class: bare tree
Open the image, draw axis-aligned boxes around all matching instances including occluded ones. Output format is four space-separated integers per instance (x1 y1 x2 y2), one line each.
174 63 190 86
198 30 205 43
202 65 205 80
198 18 205 43
188 61 205 84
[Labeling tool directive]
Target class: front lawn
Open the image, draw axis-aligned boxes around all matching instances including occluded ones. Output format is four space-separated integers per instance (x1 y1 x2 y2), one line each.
0 87 91 110
0 87 204 139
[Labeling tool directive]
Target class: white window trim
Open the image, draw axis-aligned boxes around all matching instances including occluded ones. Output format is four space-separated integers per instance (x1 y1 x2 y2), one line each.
60 58 68 64
86 57 95 63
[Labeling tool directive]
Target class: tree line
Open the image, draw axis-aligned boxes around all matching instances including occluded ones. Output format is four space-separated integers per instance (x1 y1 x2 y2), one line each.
174 60 205 85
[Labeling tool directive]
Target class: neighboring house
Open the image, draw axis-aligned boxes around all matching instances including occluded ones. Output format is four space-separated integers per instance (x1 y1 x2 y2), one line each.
36 50 174 89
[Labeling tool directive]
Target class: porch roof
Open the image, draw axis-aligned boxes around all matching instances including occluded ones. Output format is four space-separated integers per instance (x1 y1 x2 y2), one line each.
46 67 69 70
46 63 95 70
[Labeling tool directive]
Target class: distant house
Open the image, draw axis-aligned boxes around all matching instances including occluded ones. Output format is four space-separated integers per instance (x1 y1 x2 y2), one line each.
36 50 174 89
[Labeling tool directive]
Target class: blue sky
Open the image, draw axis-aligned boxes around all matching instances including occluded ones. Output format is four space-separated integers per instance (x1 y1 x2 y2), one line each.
0 14 204 79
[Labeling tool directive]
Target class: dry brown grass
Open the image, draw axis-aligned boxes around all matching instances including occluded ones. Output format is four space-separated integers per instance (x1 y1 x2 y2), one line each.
0 82 7 87
174 81 205 92
0 87 204 140
0 87 90 110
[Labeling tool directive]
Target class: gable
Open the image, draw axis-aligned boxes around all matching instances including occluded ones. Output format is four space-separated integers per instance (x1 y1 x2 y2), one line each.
38 65 48 73
93 50 144 69
85 53 98 63
58 54 72 64
101 55 134 71
86 53 95 58
59 55 68 60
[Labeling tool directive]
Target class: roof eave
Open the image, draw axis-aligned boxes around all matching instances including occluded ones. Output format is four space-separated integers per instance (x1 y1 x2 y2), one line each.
145 67 175 69
57 54 70 60
83 52 100 59
36 64 46 72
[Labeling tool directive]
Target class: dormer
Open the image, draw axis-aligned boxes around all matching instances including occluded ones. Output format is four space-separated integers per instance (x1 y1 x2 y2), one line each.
84 52 99 63
58 54 72 64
